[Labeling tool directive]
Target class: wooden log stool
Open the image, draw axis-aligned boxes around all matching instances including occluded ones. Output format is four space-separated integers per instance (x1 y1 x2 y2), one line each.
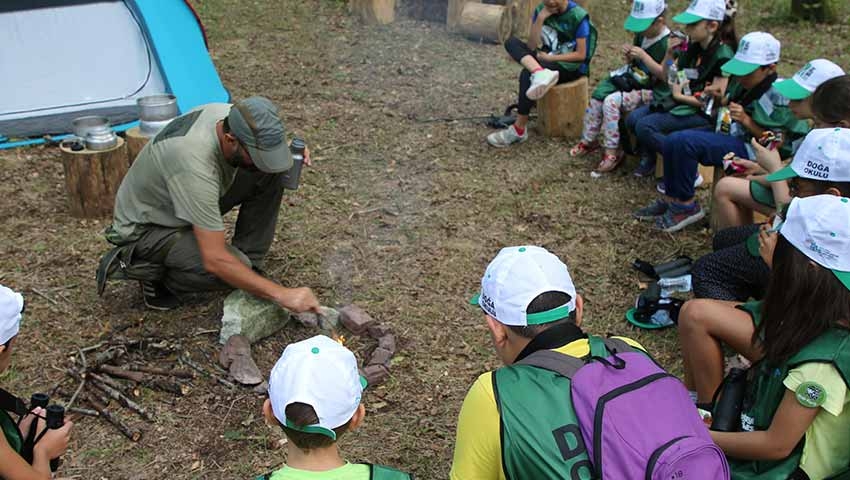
458 3 512 44
536 77 588 138
124 126 149 166
59 137 129 218
447 0 481 32
350 0 396 24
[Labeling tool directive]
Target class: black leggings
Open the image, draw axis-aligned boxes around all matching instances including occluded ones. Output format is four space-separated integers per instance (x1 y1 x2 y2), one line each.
504 36 584 115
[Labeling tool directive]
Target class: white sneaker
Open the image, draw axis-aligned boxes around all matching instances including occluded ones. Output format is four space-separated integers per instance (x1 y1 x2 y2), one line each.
656 174 704 194
526 69 560 100
487 125 528 148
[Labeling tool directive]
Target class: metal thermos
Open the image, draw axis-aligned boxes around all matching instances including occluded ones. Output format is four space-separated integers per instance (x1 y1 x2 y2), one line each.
711 368 748 432
45 404 65 471
282 138 306 190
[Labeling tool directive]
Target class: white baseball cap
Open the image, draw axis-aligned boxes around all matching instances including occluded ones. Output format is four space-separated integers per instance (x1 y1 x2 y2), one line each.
470 246 577 327
722 32 781 76
268 335 367 440
780 195 850 290
673 0 726 24
767 128 850 183
624 0 667 33
0 285 23 346
774 59 845 100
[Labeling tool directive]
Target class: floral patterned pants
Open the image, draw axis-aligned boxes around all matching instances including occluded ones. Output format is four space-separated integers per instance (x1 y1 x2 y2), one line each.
581 89 653 149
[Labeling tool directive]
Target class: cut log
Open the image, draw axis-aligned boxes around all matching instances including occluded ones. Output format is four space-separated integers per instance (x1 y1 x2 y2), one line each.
350 0 396 24
447 0 481 31
510 0 534 40
124 126 149 166
536 77 589 138
458 3 512 44
59 137 129 218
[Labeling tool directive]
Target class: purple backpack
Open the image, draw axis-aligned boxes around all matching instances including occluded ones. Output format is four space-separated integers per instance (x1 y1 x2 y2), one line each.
517 336 729 480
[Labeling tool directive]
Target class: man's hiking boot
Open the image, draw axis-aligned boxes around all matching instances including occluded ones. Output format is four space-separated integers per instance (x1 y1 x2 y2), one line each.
526 68 559 100
139 281 181 311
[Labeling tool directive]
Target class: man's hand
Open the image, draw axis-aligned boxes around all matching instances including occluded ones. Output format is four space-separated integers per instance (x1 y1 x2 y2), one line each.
303 146 312 167
750 137 783 173
275 287 320 313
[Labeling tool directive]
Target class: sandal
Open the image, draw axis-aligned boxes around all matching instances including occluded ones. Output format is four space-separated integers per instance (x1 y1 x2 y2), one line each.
569 141 599 157
595 152 623 173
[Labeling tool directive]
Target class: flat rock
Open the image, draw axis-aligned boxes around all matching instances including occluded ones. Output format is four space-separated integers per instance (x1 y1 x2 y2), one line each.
219 335 264 386
368 347 393 367
293 311 320 328
253 381 269 395
219 290 291 344
367 323 391 338
362 365 390 385
318 306 340 330
219 334 251 368
339 304 374 334
377 334 396 354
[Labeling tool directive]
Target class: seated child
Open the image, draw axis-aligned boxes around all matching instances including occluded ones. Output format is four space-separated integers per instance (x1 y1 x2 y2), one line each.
487 0 596 148
257 335 410 480
0 285 73 480
706 195 850 480
634 32 808 233
626 0 737 177
570 0 670 173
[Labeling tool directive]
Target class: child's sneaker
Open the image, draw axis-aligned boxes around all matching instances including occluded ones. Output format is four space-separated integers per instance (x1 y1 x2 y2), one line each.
526 69 559 100
633 199 669 220
487 125 528 148
569 140 599 157
655 202 706 233
656 174 704 195
633 154 657 177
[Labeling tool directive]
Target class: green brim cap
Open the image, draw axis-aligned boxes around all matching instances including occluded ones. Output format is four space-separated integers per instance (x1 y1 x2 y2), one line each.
244 139 293 174
835 270 850 292
773 78 812 100
766 164 799 182
672 11 704 24
469 293 480 305
624 15 654 33
721 58 761 76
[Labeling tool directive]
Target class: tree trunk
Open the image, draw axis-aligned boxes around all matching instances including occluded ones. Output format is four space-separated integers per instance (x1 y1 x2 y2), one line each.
124 126 149 166
350 0 396 24
60 137 129 218
458 3 512 44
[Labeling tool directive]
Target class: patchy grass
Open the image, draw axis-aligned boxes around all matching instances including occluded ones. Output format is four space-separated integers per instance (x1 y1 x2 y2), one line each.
0 0 845 477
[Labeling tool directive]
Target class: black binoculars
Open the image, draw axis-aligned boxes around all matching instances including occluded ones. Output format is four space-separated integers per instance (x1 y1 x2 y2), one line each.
710 368 748 432
21 392 65 471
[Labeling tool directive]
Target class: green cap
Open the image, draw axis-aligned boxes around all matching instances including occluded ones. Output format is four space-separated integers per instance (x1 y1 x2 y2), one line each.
773 78 813 101
765 165 798 182
227 96 293 174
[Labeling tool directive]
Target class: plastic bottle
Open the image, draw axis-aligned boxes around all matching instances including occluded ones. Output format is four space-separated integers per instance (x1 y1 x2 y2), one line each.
666 59 678 85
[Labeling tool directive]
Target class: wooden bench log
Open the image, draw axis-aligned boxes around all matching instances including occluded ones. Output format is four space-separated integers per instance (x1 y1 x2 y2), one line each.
458 3 512 44
59 137 129 218
536 77 588 138
124 126 149 166
351 0 396 24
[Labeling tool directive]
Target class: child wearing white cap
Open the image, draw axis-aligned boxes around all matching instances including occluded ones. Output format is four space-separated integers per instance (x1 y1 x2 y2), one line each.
626 0 738 177
451 246 646 479
257 335 410 480
636 31 813 232
695 195 850 479
0 285 73 480
570 0 670 173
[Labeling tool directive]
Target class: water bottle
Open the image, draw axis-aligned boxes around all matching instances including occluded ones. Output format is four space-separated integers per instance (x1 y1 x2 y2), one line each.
45 404 65 472
282 138 306 190
666 60 678 85
711 368 748 432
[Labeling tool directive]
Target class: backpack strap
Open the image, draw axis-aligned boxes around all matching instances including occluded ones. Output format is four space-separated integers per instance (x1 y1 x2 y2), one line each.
601 337 637 355
515 350 586 379
0 387 26 417
369 463 413 480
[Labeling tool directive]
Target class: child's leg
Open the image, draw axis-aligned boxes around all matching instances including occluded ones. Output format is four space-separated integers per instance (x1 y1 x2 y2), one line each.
691 240 770 302
635 112 711 159
661 131 748 204
678 299 763 402
713 177 775 230
581 98 604 144
600 90 645 151
504 37 542 71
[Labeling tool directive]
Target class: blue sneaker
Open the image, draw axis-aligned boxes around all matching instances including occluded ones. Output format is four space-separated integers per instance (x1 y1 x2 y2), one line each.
655 202 706 233
633 199 668 221
633 154 656 177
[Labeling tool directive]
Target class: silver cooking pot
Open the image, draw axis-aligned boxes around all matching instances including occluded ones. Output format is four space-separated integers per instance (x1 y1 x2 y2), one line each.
72 115 110 139
137 94 178 122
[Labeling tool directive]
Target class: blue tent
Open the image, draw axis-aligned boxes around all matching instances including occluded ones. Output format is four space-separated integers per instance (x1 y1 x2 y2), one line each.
0 0 229 149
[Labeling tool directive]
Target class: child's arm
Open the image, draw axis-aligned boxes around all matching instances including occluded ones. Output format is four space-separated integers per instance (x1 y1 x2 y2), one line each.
0 432 51 480
710 390 818 461
750 138 792 206
729 102 766 138
628 46 664 80
526 7 551 51
670 82 703 108
542 37 587 64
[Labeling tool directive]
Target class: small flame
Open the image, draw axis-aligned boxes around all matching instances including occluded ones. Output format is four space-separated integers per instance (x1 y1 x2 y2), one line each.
333 332 346 346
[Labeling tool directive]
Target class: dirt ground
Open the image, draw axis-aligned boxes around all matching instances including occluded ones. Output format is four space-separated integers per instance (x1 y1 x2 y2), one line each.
1 1 849 478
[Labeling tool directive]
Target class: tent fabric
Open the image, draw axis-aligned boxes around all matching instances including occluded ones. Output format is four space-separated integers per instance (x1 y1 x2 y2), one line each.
0 0 228 145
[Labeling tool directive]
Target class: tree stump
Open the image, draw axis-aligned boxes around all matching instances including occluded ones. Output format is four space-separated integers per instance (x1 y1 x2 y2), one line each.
510 0 534 40
536 77 588 138
447 0 481 31
350 0 396 24
124 126 149 166
458 3 512 44
59 137 129 218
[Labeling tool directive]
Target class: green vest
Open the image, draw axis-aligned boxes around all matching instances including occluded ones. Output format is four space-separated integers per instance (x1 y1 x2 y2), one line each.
255 464 411 480
729 327 850 479
1 408 22 455
534 3 597 74
651 41 734 116
493 362 593 480
591 32 669 101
